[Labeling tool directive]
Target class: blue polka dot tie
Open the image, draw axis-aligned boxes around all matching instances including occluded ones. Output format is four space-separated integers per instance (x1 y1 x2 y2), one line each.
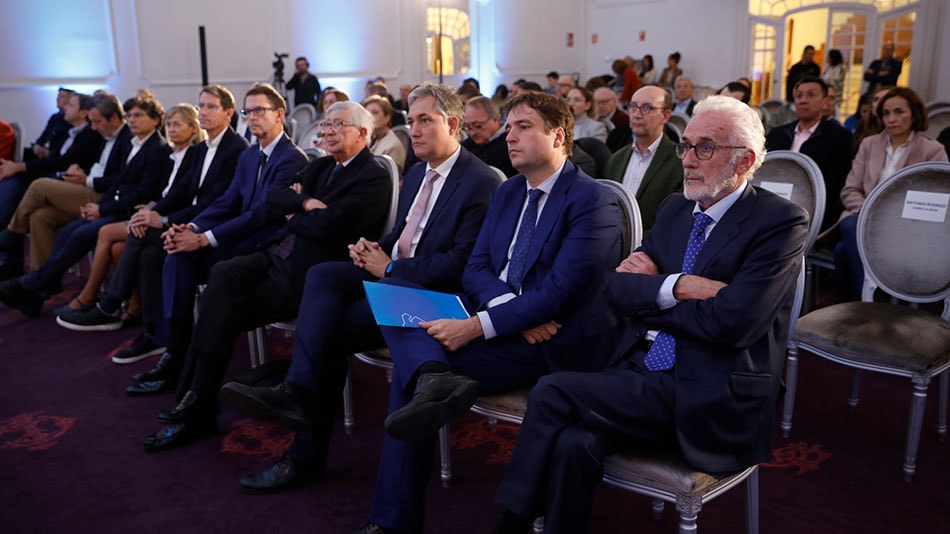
643 212 714 371
506 189 544 293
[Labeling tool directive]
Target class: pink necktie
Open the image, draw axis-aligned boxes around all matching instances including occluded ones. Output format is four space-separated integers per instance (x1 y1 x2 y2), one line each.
396 170 439 259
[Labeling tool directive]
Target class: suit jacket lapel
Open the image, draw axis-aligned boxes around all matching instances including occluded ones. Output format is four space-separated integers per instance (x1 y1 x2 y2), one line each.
522 160 575 275
692 185 755 274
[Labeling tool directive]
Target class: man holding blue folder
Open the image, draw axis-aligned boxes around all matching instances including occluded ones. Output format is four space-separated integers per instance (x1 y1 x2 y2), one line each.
361 92 621 534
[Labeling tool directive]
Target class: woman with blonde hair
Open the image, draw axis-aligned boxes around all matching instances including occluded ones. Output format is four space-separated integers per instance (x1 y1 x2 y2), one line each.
362 95 406 173
54 103 205 321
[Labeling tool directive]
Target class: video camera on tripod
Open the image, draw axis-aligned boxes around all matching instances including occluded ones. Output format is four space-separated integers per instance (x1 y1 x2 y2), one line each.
272 52 289 91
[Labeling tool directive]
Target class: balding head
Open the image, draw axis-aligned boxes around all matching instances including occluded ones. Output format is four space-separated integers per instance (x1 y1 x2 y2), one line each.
629 85 672 148
556 75 574 97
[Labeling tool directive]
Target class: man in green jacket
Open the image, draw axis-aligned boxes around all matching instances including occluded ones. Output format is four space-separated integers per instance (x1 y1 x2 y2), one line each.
604 85 683 234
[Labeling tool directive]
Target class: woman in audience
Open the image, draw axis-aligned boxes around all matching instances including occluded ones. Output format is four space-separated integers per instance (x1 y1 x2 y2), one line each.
491 84 509 106
313 89 351 150
834 87 948 302
822 49 846 116
639 54 656 85
566 87 608 143
54 103 204 317
362 95 406 173
658 51 683 88
857 85 894 145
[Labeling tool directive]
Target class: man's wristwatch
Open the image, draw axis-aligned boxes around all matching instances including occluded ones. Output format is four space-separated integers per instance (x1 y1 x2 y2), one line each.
160 216 169 227
384 261 394 277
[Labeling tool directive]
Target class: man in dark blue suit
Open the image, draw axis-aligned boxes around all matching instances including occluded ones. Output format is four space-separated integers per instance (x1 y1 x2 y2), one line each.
493 96 809 534
359 91 621 534
0 95 170 317
55 85 249 365
141 101 393 451
220 83 498 493
139 83 307 397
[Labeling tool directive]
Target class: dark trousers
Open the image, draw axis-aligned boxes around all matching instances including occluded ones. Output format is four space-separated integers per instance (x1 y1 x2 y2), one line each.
22 214 118 292
176 250 299 409
100 228 165 331
493 352 677 534
0 173 29 268
368 279 549 534
833 214 863 302
284 261 386 466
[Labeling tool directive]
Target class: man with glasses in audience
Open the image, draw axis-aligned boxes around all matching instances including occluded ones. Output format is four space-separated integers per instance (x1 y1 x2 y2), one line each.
461 96 516 177
219 82 499 495
141 101 391 451
56 85 249 366
492 96 808 533
135 83 306 400
593 87 628 131
604 85 683 234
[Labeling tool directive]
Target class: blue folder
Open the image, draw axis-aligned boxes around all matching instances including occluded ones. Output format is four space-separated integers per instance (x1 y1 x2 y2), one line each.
363 281 470 328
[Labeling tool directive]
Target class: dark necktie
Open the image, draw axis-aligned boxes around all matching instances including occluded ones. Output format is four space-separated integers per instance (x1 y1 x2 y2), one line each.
506 189 544 293
257 151 268 184
396 169 439 260
273 163 343 260
643 212 714 371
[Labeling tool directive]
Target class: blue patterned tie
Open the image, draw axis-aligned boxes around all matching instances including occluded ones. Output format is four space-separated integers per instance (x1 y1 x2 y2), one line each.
506 189 544 293
643 212 714 371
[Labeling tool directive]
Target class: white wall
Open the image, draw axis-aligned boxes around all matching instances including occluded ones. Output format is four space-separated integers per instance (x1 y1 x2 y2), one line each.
1 0 948 145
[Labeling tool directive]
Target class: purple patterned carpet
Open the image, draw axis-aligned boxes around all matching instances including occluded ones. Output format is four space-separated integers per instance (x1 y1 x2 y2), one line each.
1 275 948 533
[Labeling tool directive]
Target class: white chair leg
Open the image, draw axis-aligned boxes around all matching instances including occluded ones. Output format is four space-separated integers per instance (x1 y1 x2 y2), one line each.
342 365 354 434
248 328 266 367
438 423 452 487
848 369 863 411
674 495 700 534
903 374 931 482
531 517 544 534
651 497 665 520
938 371 948 442
781 343 799 438
746 467 759 534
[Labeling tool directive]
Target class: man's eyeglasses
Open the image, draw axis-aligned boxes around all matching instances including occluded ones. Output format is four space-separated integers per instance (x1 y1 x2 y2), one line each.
675 142 747 161
463 121 488 132
240 107 278 119
125 111 147 120
627 103 663 115
318 120 358 133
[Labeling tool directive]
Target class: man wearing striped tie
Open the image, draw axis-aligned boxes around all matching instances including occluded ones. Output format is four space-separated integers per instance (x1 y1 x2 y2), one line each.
141 101 390 452
492 95 810 534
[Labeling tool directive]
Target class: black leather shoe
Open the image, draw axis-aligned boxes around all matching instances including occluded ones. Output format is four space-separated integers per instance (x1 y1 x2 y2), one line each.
0 262 24 282
126 379 176 397
238 452 324 494
384 372 480 441
157 390 202 424
132 351 176 382
0 280 44 318
143 420 217 452
220 381 314 431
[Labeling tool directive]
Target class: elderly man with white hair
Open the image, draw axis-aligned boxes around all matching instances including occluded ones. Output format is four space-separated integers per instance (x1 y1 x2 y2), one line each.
493 95 809 533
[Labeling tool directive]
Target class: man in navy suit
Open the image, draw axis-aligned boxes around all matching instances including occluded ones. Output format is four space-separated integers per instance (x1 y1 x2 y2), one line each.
0 95 170 317
136 83 307 398
492 96 809 534
219 83 498 493
356 91 621 534
55 85 249 366
141 101 393 451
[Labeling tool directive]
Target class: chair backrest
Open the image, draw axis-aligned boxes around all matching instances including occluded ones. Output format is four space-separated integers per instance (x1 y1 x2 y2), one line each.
298 122 323 150
284 117 297 143
391 109 408 127
924 108 950 141
598 179 643 259
488 166 508 185
374 154 401 236
303 147 326 162
926 100 950 115
574 137 612 179
290 104 317 137
856 161 950 307
10 121 24 162
391 125 411 155
752 150 826 253
666 112 690 140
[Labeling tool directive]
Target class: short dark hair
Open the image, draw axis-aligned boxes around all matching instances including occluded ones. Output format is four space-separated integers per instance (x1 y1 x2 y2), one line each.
74 93 92 111
877 87 929 131
201 84 236 110
793 75 828 97
295 57 308 65
502 92 574 157
246 83 287 113
462 78 480 91
125 96 165 124
719 82 751 104
515 81 543 93
828 49 843 66
803 45 815 53
90 92 124 121
547 71 559 79
466 96 500 120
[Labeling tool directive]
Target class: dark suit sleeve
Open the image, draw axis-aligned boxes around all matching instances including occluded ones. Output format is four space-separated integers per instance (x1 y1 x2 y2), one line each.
612 195 807 349
266 158 324 216
98 138 173 217
384 156 496 291
467 178 621 337
24 127 102 179
165 133 248 225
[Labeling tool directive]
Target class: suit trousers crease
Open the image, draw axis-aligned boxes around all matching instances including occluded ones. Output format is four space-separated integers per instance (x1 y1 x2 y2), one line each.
286 262 386 464
23 213 118 291
495 353 677 534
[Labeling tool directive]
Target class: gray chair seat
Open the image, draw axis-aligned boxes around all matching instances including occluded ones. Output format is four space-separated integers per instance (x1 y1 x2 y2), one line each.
796 302 950 372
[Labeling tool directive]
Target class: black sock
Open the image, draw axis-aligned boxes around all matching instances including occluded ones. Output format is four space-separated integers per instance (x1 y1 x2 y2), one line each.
493 509 533 534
